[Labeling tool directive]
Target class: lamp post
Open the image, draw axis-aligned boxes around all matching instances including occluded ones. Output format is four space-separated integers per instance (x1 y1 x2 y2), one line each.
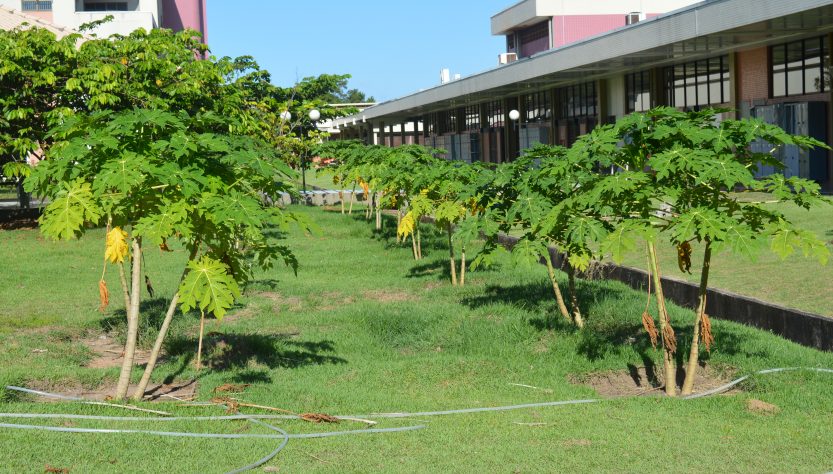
508 109 520 159
302 109 321 196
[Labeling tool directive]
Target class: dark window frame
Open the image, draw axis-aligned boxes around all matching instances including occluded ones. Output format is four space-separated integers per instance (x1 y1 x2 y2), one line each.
21 1 52 11
464 105 480 131
665 55 730 108
625 70 652 113
556 81 597 119
83 1 129 12
770 37 830 98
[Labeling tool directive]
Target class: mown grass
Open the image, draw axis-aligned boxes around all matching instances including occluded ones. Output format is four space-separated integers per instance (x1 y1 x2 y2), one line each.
616 192 833 317
295 167 341 190
1 206 832 473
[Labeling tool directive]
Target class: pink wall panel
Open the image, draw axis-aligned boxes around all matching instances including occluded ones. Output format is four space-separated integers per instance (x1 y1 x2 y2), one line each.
551 13 663 48
161 0 207 42
552 15 624 48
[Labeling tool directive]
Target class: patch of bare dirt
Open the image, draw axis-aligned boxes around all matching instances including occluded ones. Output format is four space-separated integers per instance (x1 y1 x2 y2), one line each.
362 289 415 303
317 291 355 311
221 306 256 324
24 378 198 402
81 334 151 370
258 292 303 312
746 399 780 415
571 364 737 398
561 439 593 448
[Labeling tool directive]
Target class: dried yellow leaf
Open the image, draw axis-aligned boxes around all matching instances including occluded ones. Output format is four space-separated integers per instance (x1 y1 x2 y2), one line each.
105 227 129 264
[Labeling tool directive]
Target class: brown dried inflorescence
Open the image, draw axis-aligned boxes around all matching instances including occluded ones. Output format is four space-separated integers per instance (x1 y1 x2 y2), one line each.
700 313 715 353
98 280 109 313
641 312 658 349
676 241 693 273
300 413 340 424
662 320 677 353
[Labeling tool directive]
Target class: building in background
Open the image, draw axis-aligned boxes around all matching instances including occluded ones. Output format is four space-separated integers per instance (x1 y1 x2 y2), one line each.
333 0 833 192
494 0 701 61
0 0 206 39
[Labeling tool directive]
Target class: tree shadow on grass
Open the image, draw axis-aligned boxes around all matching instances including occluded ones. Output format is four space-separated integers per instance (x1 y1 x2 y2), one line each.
159 332 347 384
461 278 624 322
406 258 453 281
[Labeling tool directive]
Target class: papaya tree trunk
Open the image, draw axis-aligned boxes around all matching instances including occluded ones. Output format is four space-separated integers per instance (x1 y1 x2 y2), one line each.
131 293 179 400
132 246 199 400
375 192 382 230
115 237 142 400
416 225 422 260
565 256 584 329
349 184 356 214
410 232 418 260
396 209 402 243
543 251 572 323
647 242 677 397
117 263 131 318
681 239 712 395
447 224 457 286
460 245 466 287
195 309 205 371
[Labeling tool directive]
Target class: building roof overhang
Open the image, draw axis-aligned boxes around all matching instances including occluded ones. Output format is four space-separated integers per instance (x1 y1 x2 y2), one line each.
336 0 833 128
0 5 76 38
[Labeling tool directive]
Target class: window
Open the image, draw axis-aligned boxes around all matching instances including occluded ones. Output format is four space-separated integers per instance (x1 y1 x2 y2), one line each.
485 101 503 127
666 55 730 108
771 37 829 97
524 91 551 122
556 81 597 119
626 70 651 113
518 21 549 57
83 2 129 11
464 105 480 131
21 1 52 11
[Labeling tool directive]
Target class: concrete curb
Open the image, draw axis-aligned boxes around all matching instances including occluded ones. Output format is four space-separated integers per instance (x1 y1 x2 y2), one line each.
494 234 833 352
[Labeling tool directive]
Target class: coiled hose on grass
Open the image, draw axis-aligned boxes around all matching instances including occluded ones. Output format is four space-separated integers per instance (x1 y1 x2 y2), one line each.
2 367 832 472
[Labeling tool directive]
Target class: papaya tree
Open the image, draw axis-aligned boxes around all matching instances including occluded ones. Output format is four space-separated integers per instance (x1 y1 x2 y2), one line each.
19 26 306 400
26 107 302 400
594 107 830 395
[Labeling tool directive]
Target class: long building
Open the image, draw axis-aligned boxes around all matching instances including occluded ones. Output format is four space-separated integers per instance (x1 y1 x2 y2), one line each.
0 0 206 39
333 0 833 192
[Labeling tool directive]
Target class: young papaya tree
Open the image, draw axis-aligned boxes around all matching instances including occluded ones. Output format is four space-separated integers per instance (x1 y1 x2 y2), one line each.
19 26 305 400
26 107 301 400
467 153 579 325
595 107 830 395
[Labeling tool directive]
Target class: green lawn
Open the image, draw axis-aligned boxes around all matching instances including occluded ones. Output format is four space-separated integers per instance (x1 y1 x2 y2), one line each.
296 168 341 190
618 192 833 317
1 206 833 473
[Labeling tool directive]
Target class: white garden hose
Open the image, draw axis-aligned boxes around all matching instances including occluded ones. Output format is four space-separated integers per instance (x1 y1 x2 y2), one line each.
2 367 832 472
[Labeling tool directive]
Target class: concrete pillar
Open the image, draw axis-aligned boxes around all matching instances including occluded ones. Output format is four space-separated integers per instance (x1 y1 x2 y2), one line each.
412 119 420 145
379 121 386 147
596 79 607 127
388 125 395 147
827 33 833 192
400 122 407 146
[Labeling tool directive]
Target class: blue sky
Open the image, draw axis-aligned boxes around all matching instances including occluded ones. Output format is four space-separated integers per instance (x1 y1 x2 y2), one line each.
205 0 509 102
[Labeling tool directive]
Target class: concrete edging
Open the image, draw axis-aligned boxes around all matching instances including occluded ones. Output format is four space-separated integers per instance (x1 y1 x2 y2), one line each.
494 234 833 352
